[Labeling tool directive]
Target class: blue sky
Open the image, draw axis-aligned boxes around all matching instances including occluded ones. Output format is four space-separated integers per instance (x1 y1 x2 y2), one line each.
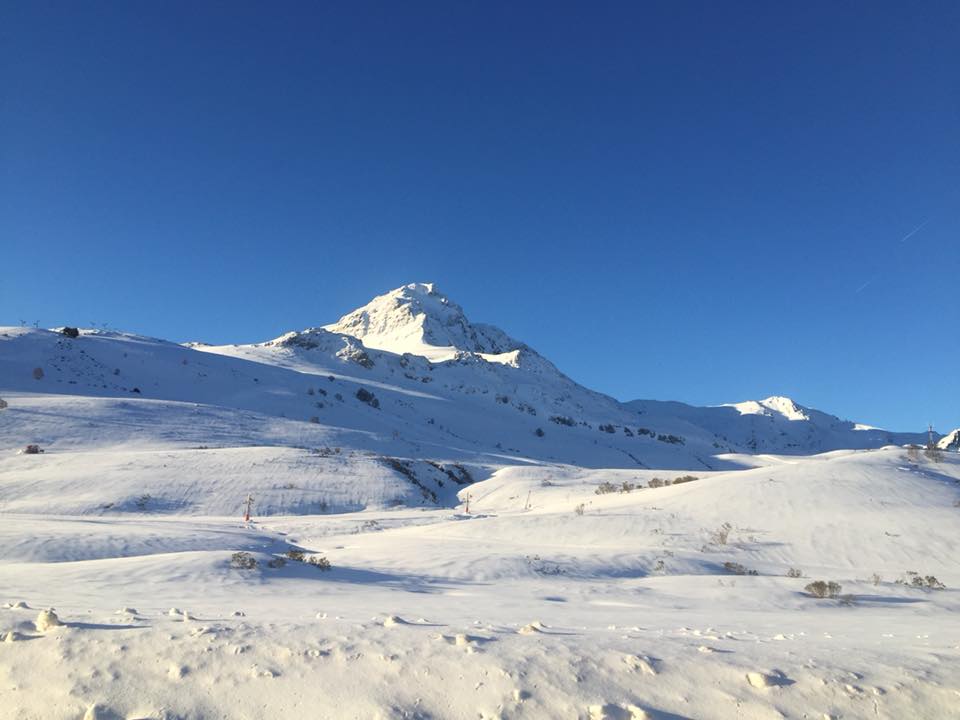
2 2 957 431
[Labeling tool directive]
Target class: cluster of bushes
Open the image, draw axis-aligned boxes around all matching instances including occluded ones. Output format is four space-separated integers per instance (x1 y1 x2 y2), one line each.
231 550 332 571
648 475 699 488
355 387 379 408
723 561 758 576
549 415 575 427
896 571 945 590
595 481 638 495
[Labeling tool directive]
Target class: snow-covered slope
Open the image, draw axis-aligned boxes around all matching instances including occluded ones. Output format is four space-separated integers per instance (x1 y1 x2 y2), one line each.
626 395 929 455
0 447 957 719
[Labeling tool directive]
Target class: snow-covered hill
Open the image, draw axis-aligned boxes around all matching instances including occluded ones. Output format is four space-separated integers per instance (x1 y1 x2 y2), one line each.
1 284 958 719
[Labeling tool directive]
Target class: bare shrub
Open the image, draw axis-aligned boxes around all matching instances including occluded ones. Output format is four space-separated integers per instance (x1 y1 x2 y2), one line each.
595 482 618 495
786 568 804 578
805 580 842 599
672 475 699 484
267 557 287 569
708 522 733 545
285 549 306 562
230 552 258 570
32 367 44 380
574 503 585 516
307 555 332 571
648 477 666 488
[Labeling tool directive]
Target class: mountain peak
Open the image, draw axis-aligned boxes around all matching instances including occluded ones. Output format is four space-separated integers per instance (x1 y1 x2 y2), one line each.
324 283 521 361
727 395 810 421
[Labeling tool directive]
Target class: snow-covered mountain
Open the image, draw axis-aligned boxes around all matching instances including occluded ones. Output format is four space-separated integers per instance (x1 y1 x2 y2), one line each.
0 283 936 486
938 428 960 451
625 394 929 455
323 282 525 363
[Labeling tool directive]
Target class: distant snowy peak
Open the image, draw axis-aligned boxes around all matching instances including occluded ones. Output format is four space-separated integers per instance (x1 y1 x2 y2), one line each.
725 395 811 422
323 283 524 362
938 429 960 451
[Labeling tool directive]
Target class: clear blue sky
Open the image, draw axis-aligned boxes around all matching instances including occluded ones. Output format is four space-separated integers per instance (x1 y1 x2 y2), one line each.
2 2 957 431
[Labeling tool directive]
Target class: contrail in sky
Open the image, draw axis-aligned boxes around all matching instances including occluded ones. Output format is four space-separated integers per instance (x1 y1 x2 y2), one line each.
854 277 876 294
899 220 929 242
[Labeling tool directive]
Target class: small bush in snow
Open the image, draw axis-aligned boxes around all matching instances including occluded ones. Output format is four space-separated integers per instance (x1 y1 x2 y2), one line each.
706 522 733 546
648 477 666 488
924 446 944 463
595 482 618 495
599 423 616 434
61 326 80 338
307 387 315 395
805 580 842 599
549 415 575 427
308 555 332 571
285 549 306 562
619 481 637 493
355 388 380 408
574 503 585 516
134 494 151 511
673 475 698 484
869 573 882 585
32 367 44 380
534 427 545 437
230 552 258 570
267 557 287 569
22 444 44 455
0 398 7 410
786 568 804 578
723 562 758 576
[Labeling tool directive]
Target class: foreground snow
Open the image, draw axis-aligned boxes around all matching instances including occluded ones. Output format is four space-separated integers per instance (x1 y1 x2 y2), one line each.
1 445 958 719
